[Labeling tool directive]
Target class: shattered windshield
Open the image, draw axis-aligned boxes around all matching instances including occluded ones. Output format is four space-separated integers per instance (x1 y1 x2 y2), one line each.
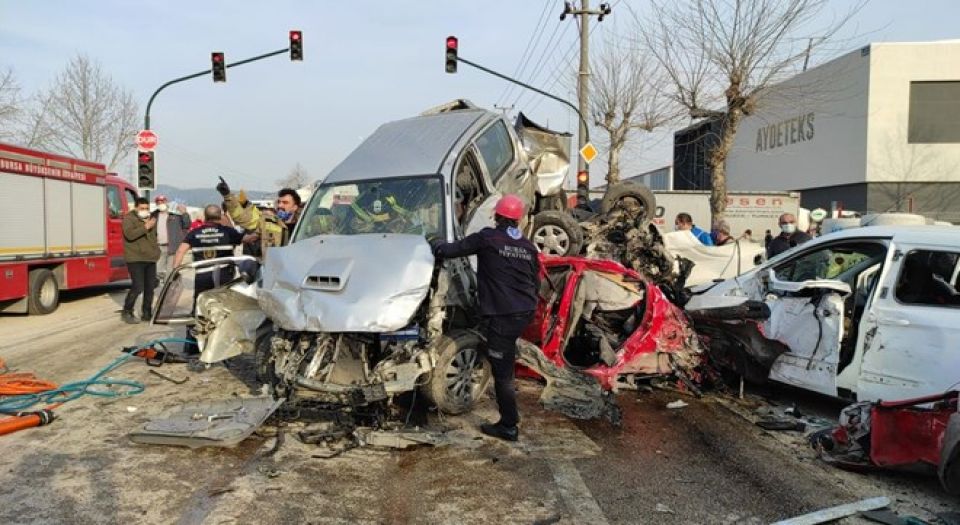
294 175 444 241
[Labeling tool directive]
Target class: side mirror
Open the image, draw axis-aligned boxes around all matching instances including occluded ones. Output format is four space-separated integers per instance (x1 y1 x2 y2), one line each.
754 254 764 266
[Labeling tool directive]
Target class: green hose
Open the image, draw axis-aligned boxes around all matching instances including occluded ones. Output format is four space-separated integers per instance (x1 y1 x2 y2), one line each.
0 337 193 412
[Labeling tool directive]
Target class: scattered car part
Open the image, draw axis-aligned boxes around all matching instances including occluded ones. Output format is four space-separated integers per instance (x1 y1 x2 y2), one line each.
810 391 960 495
148 369 188 385
128 396 284 448
771 497 891 525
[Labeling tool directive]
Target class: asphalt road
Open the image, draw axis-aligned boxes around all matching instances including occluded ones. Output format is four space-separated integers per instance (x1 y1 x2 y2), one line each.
1 289 956 524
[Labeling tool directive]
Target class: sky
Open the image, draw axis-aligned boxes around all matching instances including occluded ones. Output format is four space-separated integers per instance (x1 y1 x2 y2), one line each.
2 0 959 193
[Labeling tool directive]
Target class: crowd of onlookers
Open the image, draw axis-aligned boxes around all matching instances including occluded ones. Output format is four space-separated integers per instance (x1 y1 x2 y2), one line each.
672 210 818 258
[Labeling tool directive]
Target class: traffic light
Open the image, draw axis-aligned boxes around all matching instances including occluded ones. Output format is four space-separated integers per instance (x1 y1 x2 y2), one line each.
445 36 458 73
211 52 226 82
576 170 589 189
138 151 155 190
289 30 303 61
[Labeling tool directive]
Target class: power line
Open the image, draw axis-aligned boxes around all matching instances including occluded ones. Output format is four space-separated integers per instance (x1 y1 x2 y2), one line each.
497 0 554 106
511 16 568 109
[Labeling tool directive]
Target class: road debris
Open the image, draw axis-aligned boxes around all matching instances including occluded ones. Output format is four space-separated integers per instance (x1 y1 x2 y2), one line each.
128 396 283 448
149 369 189 384
666 400 688 410
771 496 891 525
809 391 960 495
654 503 675 514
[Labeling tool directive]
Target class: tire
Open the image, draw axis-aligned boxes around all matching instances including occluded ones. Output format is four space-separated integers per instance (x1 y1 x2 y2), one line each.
532 210 584 257
600 181 656 224
254 325 279 387
424 330 491 415
27 268 59 315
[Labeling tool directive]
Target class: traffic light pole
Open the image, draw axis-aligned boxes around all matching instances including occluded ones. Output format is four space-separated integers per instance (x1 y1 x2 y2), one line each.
143 47 289 130
455 56 591 205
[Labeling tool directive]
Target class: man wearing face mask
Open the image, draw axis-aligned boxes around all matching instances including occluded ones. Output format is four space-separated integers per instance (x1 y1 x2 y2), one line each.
258 188 302 250
121 197 161 324
153 195 191 280
767 213 811 258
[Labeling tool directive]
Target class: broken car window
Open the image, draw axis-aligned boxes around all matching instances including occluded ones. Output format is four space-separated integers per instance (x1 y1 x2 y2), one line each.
774 242 886 283
294 175 444 240
475 121 514 184
896 250 960 306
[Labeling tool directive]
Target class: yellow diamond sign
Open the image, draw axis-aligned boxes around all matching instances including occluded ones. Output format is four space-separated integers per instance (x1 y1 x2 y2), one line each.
579 142 598 163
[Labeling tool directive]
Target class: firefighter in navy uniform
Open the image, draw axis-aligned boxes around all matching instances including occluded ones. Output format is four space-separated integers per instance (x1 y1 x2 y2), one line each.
173 204 245 354
430 194 540 442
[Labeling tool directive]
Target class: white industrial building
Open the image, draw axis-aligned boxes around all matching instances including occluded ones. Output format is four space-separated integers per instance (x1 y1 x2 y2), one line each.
692 40 960 222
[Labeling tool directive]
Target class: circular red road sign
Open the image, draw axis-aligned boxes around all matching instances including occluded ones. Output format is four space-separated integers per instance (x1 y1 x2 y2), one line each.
136 130 158 151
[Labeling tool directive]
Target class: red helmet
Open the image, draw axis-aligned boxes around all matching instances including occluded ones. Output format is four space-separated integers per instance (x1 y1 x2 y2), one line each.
494 194 524 221
154 195 168 203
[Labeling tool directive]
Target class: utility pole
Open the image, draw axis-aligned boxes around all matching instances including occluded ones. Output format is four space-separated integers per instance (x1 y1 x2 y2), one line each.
561 1 611 196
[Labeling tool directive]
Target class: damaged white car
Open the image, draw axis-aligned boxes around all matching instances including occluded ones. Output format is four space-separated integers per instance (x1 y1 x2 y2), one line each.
685 225 960 402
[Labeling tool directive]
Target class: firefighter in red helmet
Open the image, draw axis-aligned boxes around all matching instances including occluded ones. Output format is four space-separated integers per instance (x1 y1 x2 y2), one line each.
430 194 540 442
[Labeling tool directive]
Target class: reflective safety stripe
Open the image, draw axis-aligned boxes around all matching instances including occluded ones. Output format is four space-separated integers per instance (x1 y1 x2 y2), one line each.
190 245 236 253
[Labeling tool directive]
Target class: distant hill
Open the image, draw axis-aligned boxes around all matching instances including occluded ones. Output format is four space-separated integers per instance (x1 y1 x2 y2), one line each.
154 184 274 207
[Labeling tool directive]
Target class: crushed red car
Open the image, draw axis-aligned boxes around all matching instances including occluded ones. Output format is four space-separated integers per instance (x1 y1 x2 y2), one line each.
810 391 960 495
516 255 703 424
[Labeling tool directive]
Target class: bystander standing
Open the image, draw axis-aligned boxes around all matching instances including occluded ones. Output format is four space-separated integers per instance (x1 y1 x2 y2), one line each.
121 197 160 324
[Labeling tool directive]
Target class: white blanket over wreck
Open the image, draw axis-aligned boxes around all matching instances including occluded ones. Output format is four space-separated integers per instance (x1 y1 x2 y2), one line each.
258 234 435 332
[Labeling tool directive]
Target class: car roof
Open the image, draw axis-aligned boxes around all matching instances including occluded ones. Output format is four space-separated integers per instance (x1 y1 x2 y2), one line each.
323 109 494 185
818 225 960 245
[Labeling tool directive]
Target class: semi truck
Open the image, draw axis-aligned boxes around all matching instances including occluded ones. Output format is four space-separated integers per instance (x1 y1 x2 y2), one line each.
0 143 140 314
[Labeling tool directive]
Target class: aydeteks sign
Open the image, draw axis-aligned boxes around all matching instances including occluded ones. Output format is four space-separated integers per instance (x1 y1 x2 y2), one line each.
755 112 815 152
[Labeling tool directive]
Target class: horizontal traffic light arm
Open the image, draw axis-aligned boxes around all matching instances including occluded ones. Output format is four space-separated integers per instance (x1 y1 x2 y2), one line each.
454 56 589 146
144 47 290 129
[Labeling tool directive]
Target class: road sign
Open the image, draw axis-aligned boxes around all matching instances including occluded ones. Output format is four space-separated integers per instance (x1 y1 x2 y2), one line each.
136 130 158 151
579 142 598 164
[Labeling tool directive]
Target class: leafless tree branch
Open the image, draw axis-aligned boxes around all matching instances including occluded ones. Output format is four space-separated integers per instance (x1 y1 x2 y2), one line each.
277 162 309 189
589 35 682 184
28 55 139 171
642 0 865 219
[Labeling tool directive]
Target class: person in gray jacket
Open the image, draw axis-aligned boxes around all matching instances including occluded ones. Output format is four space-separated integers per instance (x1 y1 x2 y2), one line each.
152 195 190 279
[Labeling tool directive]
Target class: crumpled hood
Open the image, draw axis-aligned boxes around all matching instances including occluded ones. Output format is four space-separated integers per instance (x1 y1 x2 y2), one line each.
258 234 435 332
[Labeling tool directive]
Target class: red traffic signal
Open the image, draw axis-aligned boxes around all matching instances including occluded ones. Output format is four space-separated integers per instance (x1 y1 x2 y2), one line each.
290 30 303 61
138 151 155 190
211 52 226 82
576 171 589 187
445 36 458 73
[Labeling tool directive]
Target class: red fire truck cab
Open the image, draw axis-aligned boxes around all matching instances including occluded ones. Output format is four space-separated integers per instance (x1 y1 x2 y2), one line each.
0 142 139 314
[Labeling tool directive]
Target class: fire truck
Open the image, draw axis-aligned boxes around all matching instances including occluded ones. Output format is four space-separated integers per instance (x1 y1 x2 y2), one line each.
0 143 139 314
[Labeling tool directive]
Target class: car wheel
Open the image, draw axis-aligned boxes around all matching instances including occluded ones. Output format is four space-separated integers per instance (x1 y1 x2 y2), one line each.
424 330 491 415
532 211 583 256
27 268 59 315
254 326 279 387
600 181 656 224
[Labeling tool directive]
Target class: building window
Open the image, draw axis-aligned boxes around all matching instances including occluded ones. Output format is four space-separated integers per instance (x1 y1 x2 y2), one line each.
908 81 960 144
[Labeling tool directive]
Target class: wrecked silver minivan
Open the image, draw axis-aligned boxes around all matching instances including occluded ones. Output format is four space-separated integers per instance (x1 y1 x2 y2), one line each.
154 101 578 415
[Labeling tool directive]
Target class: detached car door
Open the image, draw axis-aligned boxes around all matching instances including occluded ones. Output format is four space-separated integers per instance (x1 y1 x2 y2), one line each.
856 243 960 401
152 256 258 324
763 240 887 397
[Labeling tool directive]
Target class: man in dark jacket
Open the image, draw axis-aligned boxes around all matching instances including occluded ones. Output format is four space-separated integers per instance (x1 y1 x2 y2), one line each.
767 213 812 258
430 194 540 442
121 197 161 324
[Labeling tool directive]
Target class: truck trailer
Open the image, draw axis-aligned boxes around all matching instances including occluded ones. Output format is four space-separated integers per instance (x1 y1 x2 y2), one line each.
0 143 140 314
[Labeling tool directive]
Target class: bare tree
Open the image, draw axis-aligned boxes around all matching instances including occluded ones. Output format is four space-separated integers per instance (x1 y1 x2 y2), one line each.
643 0 863 220
590 38 680 184
0 68 21 141
29 55 138 170
277 162 309 189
